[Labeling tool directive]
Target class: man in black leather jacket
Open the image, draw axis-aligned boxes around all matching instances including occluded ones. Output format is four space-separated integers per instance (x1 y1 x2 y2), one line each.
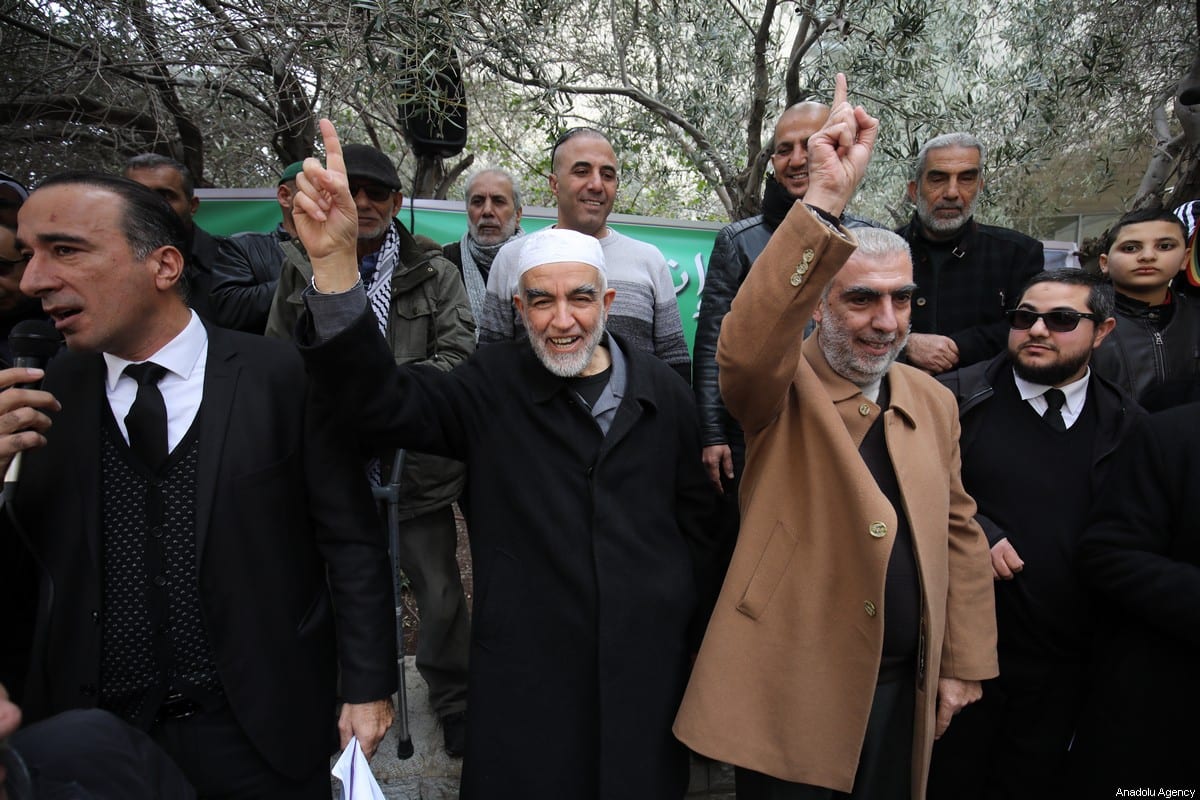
124 154 228 324
692 102 875 509
209 162 302 333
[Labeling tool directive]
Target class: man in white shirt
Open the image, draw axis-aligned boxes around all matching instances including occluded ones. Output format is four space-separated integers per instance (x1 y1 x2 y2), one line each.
0 172 396 797
930 270 1140 799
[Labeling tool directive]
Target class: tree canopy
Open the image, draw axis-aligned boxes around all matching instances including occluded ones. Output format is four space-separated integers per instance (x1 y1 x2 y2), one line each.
1 0 1195 231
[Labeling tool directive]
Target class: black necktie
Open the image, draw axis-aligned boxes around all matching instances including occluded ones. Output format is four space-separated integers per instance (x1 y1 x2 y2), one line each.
1042 387 1067 433
124 362 169 469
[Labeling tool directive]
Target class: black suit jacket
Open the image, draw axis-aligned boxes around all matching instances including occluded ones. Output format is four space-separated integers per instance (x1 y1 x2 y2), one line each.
6 324 396 779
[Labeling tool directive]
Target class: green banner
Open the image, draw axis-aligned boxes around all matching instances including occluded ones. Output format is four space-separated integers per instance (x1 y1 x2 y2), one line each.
195 195 721 351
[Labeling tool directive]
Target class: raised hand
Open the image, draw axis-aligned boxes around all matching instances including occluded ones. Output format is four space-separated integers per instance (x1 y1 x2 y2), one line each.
803 73 880 219
292 119 361 293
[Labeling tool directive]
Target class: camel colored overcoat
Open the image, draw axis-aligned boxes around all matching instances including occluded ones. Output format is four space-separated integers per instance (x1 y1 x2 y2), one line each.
674 203 998 798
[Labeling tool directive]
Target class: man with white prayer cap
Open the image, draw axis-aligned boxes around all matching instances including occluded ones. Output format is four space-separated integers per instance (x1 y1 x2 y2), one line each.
289 131 724 799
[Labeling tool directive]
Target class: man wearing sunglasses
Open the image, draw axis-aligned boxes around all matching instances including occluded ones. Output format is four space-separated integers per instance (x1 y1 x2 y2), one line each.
929 269 1141 800
266 142 477 758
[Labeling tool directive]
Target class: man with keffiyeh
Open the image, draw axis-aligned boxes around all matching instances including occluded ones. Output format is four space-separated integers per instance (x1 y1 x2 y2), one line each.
442 169 524 336
265 142 476 757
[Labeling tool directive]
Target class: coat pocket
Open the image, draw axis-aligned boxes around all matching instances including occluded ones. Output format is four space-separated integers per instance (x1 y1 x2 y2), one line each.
736 520 797 620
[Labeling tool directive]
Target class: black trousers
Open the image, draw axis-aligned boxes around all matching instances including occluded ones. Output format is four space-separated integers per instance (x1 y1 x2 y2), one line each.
927 659 1082 800
151 705 329 800
735 676 915 800
13 708 195 799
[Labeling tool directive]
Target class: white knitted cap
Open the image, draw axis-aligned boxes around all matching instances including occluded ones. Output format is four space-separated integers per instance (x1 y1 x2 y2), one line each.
516 228 605 278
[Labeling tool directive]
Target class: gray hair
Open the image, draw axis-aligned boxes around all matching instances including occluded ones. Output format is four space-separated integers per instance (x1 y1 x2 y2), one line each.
465 168 522 209
821 227 913 301
913 133 986 182
851 226 912 260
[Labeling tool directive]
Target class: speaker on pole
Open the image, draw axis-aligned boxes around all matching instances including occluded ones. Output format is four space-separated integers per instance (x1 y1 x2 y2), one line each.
397 48 468 159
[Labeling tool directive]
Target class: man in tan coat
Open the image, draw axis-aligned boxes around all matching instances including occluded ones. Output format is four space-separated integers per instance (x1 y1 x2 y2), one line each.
674 75 998 799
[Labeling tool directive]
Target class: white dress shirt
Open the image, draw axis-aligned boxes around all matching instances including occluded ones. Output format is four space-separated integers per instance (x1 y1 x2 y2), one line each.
1013 367 1090 429
103 311 208 453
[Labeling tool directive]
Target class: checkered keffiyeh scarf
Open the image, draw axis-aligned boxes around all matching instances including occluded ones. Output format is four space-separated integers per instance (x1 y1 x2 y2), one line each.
364 223 400 337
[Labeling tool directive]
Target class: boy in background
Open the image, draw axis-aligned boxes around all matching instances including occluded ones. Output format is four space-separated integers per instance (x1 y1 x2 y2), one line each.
1090 209 1199 403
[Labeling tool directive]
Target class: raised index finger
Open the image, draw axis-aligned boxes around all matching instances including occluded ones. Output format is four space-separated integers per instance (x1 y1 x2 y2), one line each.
318 118 346 178
831 72 848 109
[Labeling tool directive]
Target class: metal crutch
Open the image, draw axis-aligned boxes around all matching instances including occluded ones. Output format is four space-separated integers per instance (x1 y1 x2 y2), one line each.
373 449 414 759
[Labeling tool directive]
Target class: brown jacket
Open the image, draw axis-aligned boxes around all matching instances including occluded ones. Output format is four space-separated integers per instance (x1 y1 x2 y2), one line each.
674 203 997 797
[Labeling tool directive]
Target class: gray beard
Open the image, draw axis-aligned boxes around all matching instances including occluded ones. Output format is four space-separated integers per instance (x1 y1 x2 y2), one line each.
817 313 908 387
527 315 607 378
916 195 975 238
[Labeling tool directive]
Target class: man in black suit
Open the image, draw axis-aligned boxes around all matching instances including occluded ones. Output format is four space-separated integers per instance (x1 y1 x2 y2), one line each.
0 173 396 797
930 270 1138 799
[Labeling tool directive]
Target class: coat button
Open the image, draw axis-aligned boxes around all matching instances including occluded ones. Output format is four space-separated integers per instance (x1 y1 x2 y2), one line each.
858 403 871 416
869 522 888 538
864 601 877 617
153 575 167 588
916 297 927 307
790 273 803 287
91 610 100 624
802 249 815 264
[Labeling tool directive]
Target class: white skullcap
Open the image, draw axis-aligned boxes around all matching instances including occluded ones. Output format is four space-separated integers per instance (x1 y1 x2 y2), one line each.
517 228 606 278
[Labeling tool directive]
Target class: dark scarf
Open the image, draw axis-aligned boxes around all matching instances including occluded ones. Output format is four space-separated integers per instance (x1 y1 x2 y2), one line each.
762 177 797 229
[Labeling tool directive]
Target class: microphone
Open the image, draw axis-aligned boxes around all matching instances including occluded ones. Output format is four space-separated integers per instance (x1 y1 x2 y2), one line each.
3 319 64 489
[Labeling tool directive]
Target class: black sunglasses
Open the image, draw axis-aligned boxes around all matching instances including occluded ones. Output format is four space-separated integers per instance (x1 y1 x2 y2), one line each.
348 183 395 202
1005 308 1101 333
0 255 28 276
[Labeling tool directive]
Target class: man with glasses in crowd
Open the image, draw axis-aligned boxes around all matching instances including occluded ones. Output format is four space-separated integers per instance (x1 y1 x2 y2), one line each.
929 270 1140 799
266 142 476 757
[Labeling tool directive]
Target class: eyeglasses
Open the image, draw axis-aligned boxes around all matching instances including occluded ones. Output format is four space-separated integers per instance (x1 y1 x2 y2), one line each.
1005 308 1101 332
0 255 29 276
348 183 395 202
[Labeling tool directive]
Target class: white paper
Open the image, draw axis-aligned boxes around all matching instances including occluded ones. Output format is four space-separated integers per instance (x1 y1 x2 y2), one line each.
331 736 386 800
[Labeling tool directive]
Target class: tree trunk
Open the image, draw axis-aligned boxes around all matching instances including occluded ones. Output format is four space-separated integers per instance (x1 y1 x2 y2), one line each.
410 153 474 199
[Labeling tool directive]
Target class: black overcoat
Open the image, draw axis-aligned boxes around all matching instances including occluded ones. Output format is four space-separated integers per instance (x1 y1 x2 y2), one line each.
1070 403 1200 791
302 310 719 800
5 324 396 780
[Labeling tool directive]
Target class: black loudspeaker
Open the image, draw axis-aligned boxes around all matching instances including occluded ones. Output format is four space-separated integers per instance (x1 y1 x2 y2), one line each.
397 49 468 159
